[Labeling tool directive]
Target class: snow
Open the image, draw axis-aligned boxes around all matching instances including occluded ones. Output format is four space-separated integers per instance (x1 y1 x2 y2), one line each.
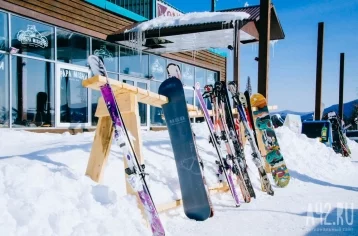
0 124 358 235
125 11 251 32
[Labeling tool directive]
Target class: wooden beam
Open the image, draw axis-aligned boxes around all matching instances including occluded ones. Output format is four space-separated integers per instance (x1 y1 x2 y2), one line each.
338 52 345 119
233 20 241 90
85 116 114 182
157 183 229 213
83 75 198 111
257 0 271 101
0 0 107 39
314 22 324 120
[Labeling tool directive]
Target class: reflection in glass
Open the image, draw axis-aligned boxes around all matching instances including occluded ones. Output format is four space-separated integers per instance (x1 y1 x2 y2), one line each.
137 82 147 126
206 70 216 85
120 47 149 78
60 68 88 123
181 64 194 105
0 12 8 51
0 54 9 127
92 39 119 73
12 57 55 127
11 16 54 60
149 55 166 81
150 80 165 126
57 28 89 66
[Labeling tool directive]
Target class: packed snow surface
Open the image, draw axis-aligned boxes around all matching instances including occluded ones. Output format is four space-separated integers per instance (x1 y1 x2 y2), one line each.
125 12 250 32
0 123 358 236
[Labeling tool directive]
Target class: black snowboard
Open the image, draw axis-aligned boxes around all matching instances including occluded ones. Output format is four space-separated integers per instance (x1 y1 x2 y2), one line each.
158 77 212 221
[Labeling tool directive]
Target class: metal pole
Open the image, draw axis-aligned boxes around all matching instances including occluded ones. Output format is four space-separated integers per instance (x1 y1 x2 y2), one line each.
314 22 324 120
338 52 345 120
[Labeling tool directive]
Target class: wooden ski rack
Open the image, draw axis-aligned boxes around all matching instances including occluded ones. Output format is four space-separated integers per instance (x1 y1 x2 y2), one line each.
82 75 281 217
82 75 232 215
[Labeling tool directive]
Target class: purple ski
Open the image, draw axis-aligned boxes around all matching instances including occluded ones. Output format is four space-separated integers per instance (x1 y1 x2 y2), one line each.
88 55 165 236
194 82 240 207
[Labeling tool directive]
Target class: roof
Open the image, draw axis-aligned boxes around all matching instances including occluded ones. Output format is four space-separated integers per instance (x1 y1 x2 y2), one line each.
106 5 285 54
218 4 285 43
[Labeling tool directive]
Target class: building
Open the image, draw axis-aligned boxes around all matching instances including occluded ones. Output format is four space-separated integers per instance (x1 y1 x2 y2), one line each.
0 0 227 131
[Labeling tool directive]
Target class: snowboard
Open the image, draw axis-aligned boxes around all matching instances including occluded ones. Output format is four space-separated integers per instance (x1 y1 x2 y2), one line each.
322 111 351 157
158 77 213 221
250 93 290 188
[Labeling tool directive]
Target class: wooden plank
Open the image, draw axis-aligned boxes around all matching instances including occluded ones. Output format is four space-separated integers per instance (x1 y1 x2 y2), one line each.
83 75 201 112
157 183 229 213
0 0 107 39
5 0 111 35
33 0 123 31
85 116 114 182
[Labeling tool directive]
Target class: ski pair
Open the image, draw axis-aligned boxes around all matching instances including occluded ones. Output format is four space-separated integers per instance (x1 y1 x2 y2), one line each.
227 82 274 195
198 83 254 203
194 82 241 206
212 81 257 200
87 55 165 236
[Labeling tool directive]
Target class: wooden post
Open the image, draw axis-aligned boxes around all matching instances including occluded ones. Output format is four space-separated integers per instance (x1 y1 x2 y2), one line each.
85 115 114 182
257 0 271 101
211 0 216 12
314 22 324 121
338 52 345 120
233 20 241 91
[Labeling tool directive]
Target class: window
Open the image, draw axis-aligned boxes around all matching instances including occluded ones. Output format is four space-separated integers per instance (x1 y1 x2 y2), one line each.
12 56 55 127
120 47 149 78
150 80 165 126
149 55 166 81
59 68 88 124
195 67 206 89
57 28 89 66
92 39 119 73
11 16 54 60
0 53 9 127
206 70 216 85
181 63 194 105
0 12 8 51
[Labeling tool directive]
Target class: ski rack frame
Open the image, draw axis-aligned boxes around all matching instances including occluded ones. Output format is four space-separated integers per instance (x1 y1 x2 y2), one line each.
82 75 233 215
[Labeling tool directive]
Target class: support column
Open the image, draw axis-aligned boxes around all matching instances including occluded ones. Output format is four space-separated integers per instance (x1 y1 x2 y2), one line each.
338 53 345 120
233 20 241 91
314 22 324 120
211 0 216 12
257 0 271 101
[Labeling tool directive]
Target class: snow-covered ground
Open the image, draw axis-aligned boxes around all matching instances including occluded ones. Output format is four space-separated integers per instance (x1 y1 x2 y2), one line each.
0 123 357 236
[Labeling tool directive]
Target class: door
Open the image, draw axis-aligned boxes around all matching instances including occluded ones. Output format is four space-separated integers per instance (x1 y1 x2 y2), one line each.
55 63 91 128
121 75 150 130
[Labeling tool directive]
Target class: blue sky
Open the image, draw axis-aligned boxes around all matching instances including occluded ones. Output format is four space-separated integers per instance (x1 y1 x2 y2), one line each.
164 0 358 112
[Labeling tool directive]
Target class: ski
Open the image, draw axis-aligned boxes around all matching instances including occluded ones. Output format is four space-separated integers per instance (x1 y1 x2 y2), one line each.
215 81 256 199
87 55 165 236
227 81 274 196
195 82 241 207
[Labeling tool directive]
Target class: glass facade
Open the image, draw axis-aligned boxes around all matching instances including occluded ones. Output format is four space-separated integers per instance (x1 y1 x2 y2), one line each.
0 10 219 129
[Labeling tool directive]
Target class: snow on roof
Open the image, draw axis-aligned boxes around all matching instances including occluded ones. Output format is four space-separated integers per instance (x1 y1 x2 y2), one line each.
125 11 251 32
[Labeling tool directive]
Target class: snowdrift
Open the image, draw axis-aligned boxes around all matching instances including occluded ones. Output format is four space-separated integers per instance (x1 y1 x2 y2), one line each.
0 123 357 235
